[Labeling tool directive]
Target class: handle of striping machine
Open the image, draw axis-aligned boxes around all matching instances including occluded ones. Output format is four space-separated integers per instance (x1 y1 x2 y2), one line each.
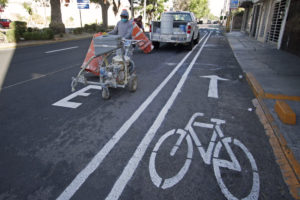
122 39 144 46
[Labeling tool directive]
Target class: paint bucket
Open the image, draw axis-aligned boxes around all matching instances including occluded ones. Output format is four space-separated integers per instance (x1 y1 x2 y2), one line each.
179 25 186 32
160 14 173 34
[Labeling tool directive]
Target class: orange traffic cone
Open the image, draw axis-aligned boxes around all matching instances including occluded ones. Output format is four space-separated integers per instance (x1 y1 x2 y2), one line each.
81 32 104 75
132 22 153 54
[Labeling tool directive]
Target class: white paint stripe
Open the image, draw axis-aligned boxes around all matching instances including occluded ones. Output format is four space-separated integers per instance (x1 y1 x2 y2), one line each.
45 46 78 54
105 32 212 200
1 64 80 91
135 30 143 37
56 32 209 200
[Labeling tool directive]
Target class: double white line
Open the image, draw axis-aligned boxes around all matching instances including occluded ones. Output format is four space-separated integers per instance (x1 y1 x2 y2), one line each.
57 31 211 200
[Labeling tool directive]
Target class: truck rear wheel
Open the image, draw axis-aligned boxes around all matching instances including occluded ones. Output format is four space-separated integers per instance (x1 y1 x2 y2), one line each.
187 39 194 51
153 42 160 49
194 32 200 44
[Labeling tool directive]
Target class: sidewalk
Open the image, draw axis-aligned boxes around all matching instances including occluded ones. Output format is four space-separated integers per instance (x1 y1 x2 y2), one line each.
226 31 300 199
0 32 94 50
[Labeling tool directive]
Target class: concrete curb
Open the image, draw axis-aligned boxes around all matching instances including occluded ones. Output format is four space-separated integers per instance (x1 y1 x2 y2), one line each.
248 74 300 199
0 34 93 50
226 33 300 198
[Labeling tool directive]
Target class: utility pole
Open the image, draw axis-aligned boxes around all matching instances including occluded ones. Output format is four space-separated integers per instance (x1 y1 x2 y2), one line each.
143 0 146 28
79 9 82 28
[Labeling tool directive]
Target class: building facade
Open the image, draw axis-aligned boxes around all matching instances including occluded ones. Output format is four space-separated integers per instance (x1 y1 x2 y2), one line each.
239 0 299 56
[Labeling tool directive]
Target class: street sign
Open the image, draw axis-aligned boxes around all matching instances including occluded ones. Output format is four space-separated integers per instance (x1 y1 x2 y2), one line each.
230 0 239 9
77 0 89 9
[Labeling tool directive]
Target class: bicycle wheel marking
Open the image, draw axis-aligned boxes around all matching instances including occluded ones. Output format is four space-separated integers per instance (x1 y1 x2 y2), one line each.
149 129 193 189
149 112 260 200
213 138 259 200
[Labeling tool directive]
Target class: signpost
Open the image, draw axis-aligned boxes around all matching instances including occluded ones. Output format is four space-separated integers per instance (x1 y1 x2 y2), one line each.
77 0 90 28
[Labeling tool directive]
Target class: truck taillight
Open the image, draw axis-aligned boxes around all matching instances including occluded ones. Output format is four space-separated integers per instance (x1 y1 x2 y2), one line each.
187 25 192 34
150 24 152 32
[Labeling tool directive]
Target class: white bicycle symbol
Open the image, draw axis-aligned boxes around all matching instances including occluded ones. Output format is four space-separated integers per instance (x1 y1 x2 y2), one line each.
149 113 260 200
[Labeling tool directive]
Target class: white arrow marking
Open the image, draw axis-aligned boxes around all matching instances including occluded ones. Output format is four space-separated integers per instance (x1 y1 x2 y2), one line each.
52 85 102 108
201 75 229 98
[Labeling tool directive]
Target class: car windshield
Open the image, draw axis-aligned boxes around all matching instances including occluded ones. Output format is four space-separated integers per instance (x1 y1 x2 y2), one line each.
165 13 192 22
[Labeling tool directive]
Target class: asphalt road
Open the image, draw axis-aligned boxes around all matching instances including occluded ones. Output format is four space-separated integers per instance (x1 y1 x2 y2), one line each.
0 29 293 200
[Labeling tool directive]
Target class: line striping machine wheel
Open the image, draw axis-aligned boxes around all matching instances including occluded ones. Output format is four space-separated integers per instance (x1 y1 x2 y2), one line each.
102 87 110 100
128 73 138 92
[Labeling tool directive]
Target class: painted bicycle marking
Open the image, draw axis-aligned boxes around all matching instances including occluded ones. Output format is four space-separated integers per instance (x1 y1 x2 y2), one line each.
149 112 260 200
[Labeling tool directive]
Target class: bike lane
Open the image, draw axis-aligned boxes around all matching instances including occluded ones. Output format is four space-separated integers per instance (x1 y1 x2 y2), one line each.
104 30 294 199
0 31 208 199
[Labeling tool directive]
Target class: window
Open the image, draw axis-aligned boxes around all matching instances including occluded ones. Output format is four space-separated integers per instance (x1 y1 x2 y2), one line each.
165 13 192 22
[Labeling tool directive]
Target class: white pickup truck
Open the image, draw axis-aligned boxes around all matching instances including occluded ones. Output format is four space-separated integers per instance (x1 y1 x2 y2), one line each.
150 11 200 50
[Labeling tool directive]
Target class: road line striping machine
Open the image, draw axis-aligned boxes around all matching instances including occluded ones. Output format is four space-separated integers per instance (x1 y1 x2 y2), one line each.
71 23 153 100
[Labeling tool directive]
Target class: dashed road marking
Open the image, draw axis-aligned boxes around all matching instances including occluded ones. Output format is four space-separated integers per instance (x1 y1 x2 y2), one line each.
45 46 78 54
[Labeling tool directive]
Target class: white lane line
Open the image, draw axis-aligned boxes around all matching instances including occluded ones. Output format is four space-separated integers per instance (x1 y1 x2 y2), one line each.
0 64 80 91
105 32 212 200
45 46 79 54
56 32 209 200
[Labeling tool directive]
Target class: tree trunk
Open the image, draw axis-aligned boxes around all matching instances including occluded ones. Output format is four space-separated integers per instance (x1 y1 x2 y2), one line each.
49 0 65 34
130 0 134 19
99 0 110 29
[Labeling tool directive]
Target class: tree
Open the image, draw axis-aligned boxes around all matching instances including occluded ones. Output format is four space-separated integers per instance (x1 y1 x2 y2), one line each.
135 0 166 24
90 0 120 29
0 0 7 8
173 0 189 11
173 0 210 19
49 0 65 34
189 0 209 19
23 2 33 26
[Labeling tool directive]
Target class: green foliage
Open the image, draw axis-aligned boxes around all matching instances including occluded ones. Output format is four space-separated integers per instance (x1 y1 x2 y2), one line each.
6 29 20 42
232 8 244 16
49 22 65 34
84 23 97 32
135 0 167 22
174 0 211 19
27 27 33 32
207 13 218 20
0 0 8 7
73 27 84 34
72 23 110 35
189 0 210 19
84 23 108 33
42 28 54 39
23 28 54 40
23 2 33 16
9 21 27 37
